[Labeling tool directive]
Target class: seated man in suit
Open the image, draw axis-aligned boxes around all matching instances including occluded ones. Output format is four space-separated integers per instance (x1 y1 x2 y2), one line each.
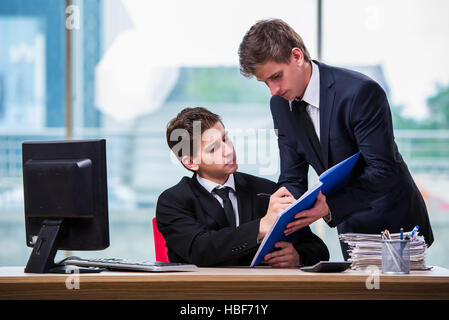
156 107 329 267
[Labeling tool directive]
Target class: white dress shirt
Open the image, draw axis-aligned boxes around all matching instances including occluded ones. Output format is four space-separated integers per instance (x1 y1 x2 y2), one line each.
196 173 240 227
288 61 332 223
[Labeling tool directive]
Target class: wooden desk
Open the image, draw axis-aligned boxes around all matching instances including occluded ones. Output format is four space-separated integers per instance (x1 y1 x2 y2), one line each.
1 266 449 300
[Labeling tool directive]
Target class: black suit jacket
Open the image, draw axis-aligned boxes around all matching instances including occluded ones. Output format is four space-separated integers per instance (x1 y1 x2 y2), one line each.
270 60 434 246
156 172 329 267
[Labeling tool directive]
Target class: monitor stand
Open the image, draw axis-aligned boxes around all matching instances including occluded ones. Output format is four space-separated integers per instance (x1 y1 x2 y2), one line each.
25 219 103 274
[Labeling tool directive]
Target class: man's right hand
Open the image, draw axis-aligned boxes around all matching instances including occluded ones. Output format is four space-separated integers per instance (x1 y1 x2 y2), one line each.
258 187 295 240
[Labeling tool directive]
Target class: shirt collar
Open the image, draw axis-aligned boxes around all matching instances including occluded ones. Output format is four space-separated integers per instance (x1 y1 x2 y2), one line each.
288 60 320 111
196 173 236 194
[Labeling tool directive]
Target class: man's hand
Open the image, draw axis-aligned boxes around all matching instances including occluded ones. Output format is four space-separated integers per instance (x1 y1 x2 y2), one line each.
284 191 330 236
258 187 295 240
262 241 300 268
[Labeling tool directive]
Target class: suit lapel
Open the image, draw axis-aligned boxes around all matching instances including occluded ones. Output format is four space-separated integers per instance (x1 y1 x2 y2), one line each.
233 172 253 224
189 173 229 227
315 60 336 171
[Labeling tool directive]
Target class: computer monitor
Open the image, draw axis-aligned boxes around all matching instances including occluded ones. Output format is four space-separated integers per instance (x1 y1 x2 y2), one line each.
22 139 109 273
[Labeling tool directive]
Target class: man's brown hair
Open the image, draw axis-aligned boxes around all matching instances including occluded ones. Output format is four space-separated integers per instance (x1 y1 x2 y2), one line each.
238 18 311 77
166 107 222 161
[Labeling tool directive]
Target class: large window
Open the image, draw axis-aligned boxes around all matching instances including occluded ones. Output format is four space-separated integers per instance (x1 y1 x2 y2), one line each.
1 0 447 268
0 0 317 265
71 0 318 261
0 0 66 265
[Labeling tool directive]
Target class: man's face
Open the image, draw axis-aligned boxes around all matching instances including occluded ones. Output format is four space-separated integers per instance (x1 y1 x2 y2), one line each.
255 49 309 101
192 121 238 180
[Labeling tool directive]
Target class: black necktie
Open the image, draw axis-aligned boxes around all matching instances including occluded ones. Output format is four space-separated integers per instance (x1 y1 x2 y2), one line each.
293 99 324 166
214 187 236 228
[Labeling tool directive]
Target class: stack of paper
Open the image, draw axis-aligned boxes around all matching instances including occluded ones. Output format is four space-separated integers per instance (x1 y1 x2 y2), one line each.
339 232 428 270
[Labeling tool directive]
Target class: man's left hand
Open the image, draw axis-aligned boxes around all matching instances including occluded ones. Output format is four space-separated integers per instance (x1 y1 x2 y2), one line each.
284 191 330 236
262 241 301 268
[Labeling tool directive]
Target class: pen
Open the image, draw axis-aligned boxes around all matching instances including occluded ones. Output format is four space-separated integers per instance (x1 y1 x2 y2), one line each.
410 225 419 238
399 228 405 265
256 193 272 198
381 231 401 270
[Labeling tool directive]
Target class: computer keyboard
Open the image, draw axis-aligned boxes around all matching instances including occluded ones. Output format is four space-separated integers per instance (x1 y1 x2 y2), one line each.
62 256 198 272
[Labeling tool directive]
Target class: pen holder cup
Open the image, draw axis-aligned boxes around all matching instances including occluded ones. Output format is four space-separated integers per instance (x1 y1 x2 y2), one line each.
381 239 410 274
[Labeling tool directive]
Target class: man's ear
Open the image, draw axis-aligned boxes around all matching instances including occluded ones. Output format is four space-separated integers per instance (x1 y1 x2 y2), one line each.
291 47 304 66
181 155 199 172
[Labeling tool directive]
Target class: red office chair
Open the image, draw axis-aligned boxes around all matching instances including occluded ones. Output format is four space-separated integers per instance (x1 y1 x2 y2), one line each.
152 217 169 262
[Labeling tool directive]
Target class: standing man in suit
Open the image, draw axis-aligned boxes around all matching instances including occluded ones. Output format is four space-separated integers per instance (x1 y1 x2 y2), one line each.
238 19 433 259
156 107 329 267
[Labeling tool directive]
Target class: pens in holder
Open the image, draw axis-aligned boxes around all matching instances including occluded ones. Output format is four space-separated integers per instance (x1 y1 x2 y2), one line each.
381 230 402 271
410 225 419 238
399 228 405 261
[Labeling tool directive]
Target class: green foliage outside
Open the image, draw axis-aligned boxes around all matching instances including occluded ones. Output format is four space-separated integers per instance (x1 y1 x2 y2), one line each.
392 81 449 130
166 67 449 161
427 83 449 129
166 66 449 131
391 82 449 159
166 66 270 104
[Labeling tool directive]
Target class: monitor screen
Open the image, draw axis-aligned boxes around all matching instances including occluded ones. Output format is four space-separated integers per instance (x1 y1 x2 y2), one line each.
22 139 109 273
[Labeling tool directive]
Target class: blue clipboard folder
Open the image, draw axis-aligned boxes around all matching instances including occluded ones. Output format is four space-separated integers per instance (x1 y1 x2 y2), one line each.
250 151 361 267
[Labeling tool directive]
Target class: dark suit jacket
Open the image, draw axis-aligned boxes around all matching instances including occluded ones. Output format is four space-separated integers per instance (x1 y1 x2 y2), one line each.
270 60 434 246
156 172 329 267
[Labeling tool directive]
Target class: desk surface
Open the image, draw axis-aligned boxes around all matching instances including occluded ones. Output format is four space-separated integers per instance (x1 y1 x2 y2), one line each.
1 266 449 300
